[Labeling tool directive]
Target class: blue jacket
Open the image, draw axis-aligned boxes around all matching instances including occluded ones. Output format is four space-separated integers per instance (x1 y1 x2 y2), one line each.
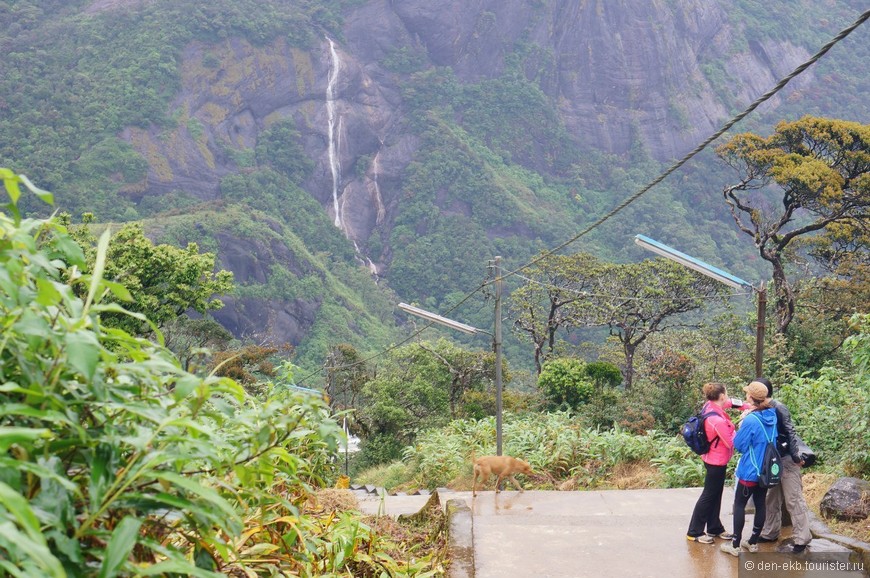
734 407 778 482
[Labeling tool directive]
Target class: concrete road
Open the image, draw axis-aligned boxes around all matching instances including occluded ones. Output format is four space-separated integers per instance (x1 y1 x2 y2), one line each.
463 488 738 578
357 487 860 578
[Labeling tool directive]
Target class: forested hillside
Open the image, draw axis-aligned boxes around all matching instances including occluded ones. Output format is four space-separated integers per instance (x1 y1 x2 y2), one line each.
2 0 868 372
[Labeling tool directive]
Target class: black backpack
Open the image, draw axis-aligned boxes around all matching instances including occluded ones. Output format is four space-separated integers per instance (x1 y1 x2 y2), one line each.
681 407 718 455
750 413 782 488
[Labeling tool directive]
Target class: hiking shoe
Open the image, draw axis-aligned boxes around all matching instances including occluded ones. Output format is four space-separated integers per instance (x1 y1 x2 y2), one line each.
709 532 736 540
757 535 779 543
720 542 743 557
741 540 758 553
792 544 807 553
687 534 714 544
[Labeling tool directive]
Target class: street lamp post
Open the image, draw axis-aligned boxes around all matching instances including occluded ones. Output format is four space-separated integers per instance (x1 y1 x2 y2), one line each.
634 234 767 377
492 256 503 457
398 269 505 456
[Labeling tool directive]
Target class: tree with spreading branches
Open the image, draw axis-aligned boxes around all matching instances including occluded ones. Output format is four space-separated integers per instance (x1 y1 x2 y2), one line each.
509 252 727 388
591 259 727 389
717 116 870 334
509 252 607 374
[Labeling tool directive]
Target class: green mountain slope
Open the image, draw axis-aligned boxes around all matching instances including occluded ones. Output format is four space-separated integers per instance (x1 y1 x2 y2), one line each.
1 0 867 374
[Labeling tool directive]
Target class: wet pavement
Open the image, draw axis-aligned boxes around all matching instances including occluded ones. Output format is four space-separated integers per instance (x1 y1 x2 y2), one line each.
356 486 861 578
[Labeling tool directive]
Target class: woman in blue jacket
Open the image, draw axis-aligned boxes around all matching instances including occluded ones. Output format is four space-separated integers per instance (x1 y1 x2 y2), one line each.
720 381 778 557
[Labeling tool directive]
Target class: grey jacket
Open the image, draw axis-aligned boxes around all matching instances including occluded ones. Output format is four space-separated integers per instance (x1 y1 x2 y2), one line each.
770 399 802 463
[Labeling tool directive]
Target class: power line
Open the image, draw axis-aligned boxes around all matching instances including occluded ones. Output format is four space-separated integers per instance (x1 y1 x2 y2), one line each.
493 7 870 286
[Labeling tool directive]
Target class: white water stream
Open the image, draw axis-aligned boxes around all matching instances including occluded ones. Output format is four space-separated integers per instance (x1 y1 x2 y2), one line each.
326 37 343 230
325 38 380 279
371 151 386 225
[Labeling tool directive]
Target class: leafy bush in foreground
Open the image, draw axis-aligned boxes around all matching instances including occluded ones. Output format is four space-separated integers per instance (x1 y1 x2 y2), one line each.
0 172 443 577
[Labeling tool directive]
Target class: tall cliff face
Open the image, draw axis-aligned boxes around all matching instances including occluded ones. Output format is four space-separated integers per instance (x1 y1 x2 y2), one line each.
117 0 815 345
126 0 811 248
354 0 811 156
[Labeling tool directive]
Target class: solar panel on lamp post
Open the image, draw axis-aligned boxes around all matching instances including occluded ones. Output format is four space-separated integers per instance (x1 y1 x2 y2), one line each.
634 234 766 378
397 302 481 335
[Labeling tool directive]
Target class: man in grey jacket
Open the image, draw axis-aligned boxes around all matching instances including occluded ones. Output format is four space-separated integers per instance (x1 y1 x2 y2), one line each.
754 377 812 553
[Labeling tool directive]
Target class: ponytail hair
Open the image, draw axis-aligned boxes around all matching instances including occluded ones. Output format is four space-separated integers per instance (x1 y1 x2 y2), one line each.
702 382 726 401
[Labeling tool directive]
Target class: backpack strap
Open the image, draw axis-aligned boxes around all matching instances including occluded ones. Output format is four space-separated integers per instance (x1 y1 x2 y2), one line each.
748 412 775 476
702 409 721 447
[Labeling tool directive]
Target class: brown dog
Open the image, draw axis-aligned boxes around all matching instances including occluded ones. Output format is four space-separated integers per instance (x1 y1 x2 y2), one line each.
472 455 534 497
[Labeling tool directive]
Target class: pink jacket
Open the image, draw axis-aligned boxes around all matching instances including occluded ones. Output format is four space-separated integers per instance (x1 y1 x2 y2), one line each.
701 400 738 466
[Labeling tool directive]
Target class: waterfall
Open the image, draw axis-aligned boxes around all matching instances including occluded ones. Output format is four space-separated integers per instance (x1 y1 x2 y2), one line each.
326 37 342 230
325 37 378 279
353 241 379 277
371 151 386 225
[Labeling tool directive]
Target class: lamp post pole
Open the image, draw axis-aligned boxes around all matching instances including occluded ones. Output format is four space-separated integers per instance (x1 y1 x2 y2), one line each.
494 256 503 456
755 282 766 378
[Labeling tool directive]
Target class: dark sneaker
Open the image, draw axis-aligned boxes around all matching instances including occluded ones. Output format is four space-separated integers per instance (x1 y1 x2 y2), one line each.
687 534 714 544
757 535 779 543
792 544 807 553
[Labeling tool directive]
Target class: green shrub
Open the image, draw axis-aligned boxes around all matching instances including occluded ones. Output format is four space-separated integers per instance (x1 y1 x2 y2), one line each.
255 119 314 184
651 437 709 488
355 434 406 471
774 313 870 476
585 361 623 388
538 358 594 410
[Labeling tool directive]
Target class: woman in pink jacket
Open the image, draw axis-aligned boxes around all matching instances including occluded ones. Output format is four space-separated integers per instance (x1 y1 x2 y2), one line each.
686 382 749 543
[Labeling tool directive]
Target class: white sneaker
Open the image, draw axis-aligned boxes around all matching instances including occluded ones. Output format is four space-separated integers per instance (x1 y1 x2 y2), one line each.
741 540 758 553
720 542 743 557
687 534 714 544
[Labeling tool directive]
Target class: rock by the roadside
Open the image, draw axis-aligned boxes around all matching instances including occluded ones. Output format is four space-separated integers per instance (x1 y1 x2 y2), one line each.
820 477 870 522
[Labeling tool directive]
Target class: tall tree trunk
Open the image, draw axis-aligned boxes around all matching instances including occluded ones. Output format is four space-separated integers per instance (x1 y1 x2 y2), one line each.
771 257 795 333
533 340 544 375
623 342 636 390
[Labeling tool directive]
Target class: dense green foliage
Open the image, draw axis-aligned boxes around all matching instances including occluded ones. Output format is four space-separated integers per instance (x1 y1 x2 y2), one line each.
255 120 315 186
0 173 445 577
348 339 506 468
537 358 594 410
68 220 234 335
773 314 870 477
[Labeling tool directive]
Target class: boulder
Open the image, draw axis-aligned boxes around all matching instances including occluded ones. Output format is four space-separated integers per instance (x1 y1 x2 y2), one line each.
820 477 870 522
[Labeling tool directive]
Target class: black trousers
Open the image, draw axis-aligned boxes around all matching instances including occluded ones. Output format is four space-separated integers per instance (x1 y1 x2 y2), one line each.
732 480 768 547
687 462 727 537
